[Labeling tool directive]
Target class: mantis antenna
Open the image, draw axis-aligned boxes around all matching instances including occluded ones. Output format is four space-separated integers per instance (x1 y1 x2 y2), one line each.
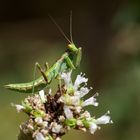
70 11 74 43
48 15 71 44
32 14 74 94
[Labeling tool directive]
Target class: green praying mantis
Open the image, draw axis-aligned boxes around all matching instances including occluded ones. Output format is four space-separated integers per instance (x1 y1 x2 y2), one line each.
5 16 82 93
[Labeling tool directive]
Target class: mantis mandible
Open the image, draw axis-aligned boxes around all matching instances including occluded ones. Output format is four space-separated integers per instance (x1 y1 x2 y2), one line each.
5 15 82 93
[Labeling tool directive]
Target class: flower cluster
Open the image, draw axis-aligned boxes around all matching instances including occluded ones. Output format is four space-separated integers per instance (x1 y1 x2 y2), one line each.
14 71 112 140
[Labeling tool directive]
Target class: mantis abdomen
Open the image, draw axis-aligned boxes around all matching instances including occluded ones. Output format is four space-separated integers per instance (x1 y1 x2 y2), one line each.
5 77 46 93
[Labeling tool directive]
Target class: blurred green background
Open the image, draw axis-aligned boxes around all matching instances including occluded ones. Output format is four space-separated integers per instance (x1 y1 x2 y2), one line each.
1 0 140 140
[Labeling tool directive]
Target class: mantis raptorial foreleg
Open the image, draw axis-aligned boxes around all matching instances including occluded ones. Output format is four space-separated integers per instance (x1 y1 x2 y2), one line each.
76 47 82 67
36 62 48 83
64 56 76 69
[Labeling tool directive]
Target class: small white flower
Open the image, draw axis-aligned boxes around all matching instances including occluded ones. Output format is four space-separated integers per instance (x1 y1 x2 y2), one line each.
39 90 46 103
42 121 48 128
35 132 46 140
75 87 91 98
48 88 52 95
79 87 90 97
13 104 25 113
56 137 61 140
81 111 91 119
77 120 83 126
58 95 64 103
41 129 48 136
82 96 98 107
70 96 80 106
74 73 88 90
61 70 72 87
51 122 62 133
59 115 65 122
35 117 48 127
27 124 34 131
79 127 87 132
64 105 73 119
75 106 82 113
35 117 43 124
89 123 98 134
59 94 80 106
96 111 113 124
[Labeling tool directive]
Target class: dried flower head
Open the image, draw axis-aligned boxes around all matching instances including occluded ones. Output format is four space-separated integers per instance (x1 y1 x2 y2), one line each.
15 71 112 140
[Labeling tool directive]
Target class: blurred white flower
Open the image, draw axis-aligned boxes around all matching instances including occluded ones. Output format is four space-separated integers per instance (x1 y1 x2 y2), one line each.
77 87 91 98
27 124 34 131
48 88 52 95
89 123 98 134
59 115 65 122
75 106 82 113
59 94 80 106
61 70 72 87
82 96 99 107
70 96 80 105
81 111 91 120
76 120 83 126
51 122 62 134
35 132 46 140
39 90 46 103
74 73 88 90
96 111 113 124
56 137 61 140
12 104 25 113
35 117 43 125
64 105 73 119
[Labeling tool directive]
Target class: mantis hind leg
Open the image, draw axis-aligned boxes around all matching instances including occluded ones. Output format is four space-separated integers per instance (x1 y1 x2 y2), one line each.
32 63 38 93
32 62 48 93
36 62 48 83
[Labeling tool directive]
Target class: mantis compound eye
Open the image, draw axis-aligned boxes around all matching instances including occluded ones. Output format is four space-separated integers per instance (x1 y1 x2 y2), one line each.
68 43 78 53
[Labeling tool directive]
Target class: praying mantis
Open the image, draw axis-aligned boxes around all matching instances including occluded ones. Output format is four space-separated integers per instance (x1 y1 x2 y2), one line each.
5 15 82 93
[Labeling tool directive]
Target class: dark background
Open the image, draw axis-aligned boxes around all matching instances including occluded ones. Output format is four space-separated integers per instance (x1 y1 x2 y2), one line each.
0 0 140 140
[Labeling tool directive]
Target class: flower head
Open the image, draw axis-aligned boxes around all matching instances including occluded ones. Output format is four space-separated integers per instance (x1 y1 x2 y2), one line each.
15 71 112 140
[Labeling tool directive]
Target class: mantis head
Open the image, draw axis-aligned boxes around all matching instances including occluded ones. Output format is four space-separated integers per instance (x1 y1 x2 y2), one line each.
68 43 78 53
